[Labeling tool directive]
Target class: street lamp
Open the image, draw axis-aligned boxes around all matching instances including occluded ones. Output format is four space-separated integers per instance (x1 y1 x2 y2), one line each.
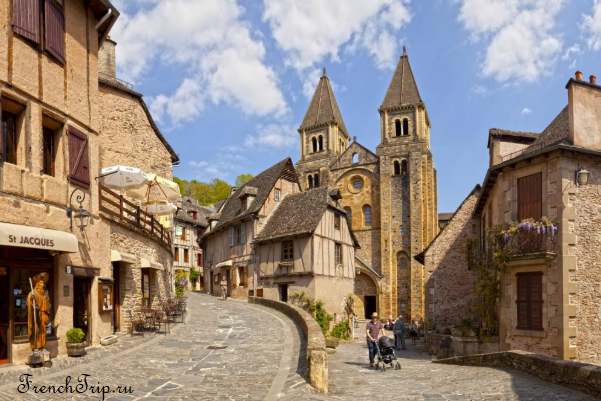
67 188 90 231
577 168 590 186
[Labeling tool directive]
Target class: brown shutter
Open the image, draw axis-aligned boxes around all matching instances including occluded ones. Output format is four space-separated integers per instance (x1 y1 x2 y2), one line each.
516 274 529 329
529 273 543 329
44 0 65 65
518 173 542 221
68 126 90 188
13 0 41 44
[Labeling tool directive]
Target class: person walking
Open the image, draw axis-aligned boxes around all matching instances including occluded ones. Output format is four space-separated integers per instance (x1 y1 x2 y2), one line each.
409 320 418 345
393 315 406 350
220 276 228 300
366 312 384 367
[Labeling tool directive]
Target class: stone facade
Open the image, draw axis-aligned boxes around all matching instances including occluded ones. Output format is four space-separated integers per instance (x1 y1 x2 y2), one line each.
420 186 480 332
296 49 438 321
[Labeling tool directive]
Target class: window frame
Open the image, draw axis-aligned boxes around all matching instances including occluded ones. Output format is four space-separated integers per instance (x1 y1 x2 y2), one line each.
2 110 18 165
275 189 281 201
335 243 342 265
517 173 543 221
42 126 56 176
363 205 372 227
174 247 180 263
334 213 341 230
183 248 189 263
282 240 294 261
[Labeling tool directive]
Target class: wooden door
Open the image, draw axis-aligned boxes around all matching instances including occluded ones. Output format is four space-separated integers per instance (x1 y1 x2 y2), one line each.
280 284 288 303
0 272 9 364
73 277 91 344
112 263 120 333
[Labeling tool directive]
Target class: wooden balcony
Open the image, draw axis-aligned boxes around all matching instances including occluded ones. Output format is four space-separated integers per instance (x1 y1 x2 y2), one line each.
99 184 172 247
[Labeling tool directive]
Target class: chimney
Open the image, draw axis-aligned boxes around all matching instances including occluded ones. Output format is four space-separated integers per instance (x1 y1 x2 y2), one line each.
567 72 601 150
98 37 117 80
230 187 238 196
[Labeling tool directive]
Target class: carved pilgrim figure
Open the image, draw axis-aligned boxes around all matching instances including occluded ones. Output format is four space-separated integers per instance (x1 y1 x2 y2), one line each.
27 272 51 350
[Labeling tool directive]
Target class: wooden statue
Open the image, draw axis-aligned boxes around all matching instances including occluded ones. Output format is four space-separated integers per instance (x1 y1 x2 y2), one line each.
27 273 51 350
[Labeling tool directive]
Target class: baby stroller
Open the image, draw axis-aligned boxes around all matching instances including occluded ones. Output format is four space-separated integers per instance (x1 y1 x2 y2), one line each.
376 336 401 371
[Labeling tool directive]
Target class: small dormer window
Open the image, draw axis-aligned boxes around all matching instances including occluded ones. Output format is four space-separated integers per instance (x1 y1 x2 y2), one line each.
241 197 248 212
275 189 281 201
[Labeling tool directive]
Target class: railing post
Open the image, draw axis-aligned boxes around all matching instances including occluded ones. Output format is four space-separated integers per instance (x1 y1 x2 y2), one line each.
119 195 124 220
136 207 141 228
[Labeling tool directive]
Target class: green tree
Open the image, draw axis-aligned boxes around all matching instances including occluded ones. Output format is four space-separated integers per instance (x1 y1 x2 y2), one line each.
235 173 253 187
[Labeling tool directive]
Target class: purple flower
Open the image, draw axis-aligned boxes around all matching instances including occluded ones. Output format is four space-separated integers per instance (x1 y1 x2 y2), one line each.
536 226 541 234
503 234 510 242
542 225 546 234
524 222 532 231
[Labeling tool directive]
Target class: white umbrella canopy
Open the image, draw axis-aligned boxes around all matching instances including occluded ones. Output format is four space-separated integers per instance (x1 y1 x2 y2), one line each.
141 201 178 216
126 174 181 203
99 166 148 191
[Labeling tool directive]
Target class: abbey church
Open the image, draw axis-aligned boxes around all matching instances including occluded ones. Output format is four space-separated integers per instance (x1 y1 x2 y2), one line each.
295 47 438 321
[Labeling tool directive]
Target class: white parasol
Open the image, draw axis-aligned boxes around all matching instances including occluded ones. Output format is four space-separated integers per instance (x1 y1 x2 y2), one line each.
99 166 148 191
126 174 181 204
141 201 178 216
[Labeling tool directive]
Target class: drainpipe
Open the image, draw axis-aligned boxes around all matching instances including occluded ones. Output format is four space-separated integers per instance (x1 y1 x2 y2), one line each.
95 8 112 31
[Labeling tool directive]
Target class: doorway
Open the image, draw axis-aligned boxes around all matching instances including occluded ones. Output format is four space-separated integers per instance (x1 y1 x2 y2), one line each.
73 277 91 344
279 284 288 303
0 270 8 365
364 295 377 319
112 263 121 333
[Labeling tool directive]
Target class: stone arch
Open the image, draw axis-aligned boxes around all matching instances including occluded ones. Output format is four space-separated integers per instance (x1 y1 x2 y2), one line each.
395 119 402 137
393 160 400 175
354 262 383 319
403 118 409 136
311 137 317 153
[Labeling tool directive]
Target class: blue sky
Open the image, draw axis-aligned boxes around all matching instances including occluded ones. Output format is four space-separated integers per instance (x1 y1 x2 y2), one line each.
109 0 601 213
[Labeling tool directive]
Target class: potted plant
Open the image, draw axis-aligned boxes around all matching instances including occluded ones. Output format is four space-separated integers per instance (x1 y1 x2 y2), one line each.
66 328 86 357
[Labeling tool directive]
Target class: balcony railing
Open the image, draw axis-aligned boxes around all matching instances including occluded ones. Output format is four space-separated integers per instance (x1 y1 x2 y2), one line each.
504 228 556 257
99 184 172 247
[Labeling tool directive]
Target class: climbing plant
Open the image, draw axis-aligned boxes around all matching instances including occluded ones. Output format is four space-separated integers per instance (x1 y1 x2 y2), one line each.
290 292 333 334
175 270 188 297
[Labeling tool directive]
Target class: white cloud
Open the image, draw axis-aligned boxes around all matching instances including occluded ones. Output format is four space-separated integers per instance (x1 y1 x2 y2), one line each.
521 107 532 115
456 0 566 83
189 160 238 181
583 0 601 51
562 44 582 60
245 124 299 149
112 0 288 125
263 0 411 96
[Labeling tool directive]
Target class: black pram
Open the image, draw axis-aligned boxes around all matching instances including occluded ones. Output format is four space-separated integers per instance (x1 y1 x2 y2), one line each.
376 336 401 371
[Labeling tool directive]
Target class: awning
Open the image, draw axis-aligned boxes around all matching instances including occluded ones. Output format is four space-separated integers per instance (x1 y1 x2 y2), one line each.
110 250 137 264
140 258 163 270
215 260 233 268
71 267 100 277
0 222 78 253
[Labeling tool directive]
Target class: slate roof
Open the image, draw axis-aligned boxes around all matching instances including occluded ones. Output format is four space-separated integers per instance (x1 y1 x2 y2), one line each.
211 158 298 232
528 106 571 148
380 47 423 110
438 213 454 221
299 68 348 136
212 200 226 212
175 196 210 227
255 187 359 247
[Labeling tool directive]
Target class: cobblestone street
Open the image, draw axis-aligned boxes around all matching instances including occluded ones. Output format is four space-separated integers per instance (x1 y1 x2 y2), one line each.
0 292 593 400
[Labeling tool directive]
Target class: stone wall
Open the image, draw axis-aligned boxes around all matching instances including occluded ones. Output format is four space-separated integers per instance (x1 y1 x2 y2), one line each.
248 296 328 394
433 350 601 398
423 188 479 332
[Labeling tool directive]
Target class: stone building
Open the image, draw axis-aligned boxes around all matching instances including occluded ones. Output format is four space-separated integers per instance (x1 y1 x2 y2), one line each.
471 71 601 363
201 158 358 318
0 0 177 365
295 47 438 320
173 196 209 290
415 186 480 332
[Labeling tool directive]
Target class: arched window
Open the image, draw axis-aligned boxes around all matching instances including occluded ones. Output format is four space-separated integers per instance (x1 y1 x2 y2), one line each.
395 120 401 137
344 207 352 227
400 301 406 314
399 225 405 235
397 252 407 269
401 160 408 175
352 153 358 164
363 205 372 227
318 136 323 151
394 161 400 175
308 175 314 189
403 118 409 136
314 173 320 187
312 137 317 153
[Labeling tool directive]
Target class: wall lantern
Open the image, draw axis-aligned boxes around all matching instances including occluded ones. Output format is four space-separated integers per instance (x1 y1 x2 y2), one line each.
356 268 361 275
67 188 90 231
577 168 590 186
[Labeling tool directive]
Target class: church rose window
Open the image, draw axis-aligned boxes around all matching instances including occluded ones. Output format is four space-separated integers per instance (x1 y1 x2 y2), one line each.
353 179 363 190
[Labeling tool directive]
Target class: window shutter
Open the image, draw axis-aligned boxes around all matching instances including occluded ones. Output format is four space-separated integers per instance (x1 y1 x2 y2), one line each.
516 274 529 329
13 0 40 44
529 273 543 329
68 126 90 188
240 222 246 244
229 227 234 246
518 173 542 221
44 0 65 65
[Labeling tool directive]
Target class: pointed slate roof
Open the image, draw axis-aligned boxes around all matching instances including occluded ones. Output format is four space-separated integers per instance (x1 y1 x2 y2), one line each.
299 68 348 136
380 47 423 110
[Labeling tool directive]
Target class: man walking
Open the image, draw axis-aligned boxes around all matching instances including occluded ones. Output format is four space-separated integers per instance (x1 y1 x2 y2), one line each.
393 315 406 350
366 312 384 367
220 276 228 300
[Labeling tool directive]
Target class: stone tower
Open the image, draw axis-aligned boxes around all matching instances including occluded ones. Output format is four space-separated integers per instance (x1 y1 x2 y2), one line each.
376 47 438 320
296 68 350 190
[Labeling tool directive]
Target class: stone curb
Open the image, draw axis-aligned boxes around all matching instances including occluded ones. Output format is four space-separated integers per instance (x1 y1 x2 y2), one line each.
433 350 601 398
248 296 328 394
